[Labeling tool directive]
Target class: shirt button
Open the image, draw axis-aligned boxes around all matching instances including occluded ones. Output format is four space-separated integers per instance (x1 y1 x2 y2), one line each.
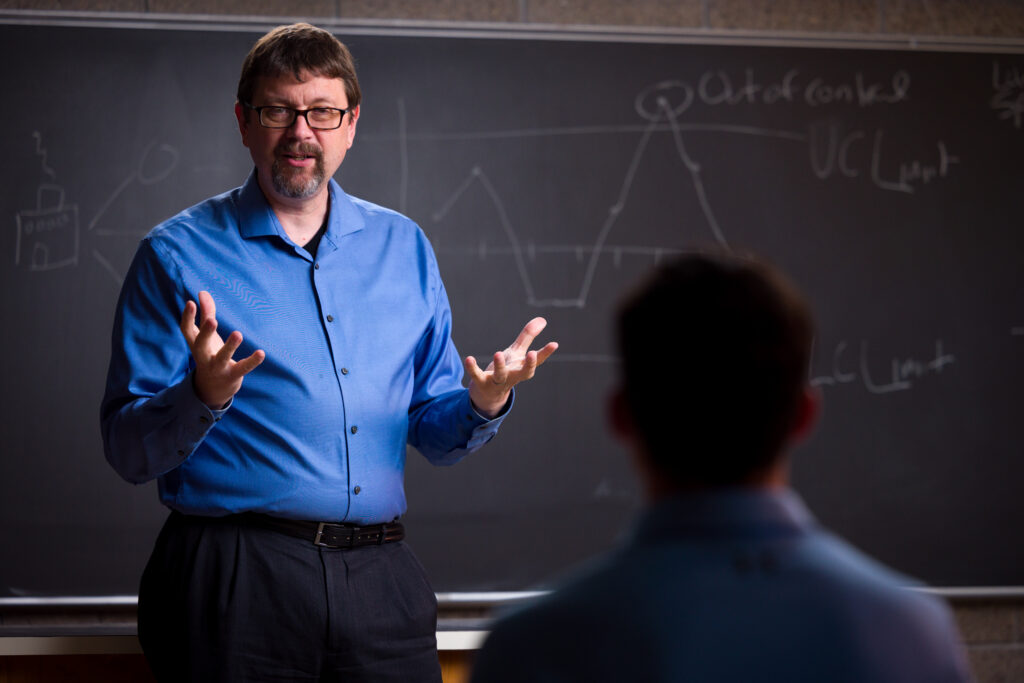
353 486 361 495
314 263 320 270
326 315 334 322
340 368 349 375
350 426 358 434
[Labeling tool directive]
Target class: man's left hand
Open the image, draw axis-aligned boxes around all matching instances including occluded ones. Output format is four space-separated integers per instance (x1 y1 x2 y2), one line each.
465 317 558 418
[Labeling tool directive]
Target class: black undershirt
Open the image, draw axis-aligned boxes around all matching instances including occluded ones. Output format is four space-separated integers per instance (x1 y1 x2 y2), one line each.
303 217 328 258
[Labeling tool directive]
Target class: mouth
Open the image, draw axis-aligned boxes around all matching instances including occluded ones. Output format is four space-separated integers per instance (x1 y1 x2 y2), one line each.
282 155 317 169
278 146 321 166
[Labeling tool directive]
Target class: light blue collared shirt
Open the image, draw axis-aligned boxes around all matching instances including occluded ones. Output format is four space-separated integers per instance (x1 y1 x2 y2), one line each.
101 171 507 523
473 489 972 683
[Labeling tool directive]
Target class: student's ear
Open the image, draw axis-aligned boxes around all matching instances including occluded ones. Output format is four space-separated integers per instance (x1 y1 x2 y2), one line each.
609 386 673 499
789 385 821 444
607 386 635 442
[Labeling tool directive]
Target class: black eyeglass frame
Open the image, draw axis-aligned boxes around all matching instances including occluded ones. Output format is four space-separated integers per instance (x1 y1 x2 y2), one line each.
242 102 349 130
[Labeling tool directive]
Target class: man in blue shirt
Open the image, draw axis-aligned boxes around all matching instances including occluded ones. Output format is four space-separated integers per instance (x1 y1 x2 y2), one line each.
101 23 556 682
471 252 972 683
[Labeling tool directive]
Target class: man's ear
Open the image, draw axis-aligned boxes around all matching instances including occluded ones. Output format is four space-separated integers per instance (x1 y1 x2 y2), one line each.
345 104 360 149
609 386 672 499
789 385 821 444
607 386 635 442
235 102 250 148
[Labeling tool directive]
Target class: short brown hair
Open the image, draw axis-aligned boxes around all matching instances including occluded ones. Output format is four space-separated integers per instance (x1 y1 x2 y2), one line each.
237 23 361 110
615 250 814 486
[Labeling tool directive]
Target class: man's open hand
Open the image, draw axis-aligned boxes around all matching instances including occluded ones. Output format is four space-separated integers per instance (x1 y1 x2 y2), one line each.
465 317 558 418
180 290 265 409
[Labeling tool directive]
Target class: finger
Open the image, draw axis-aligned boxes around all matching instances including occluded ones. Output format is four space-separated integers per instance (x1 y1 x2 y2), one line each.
179 300 199 345
534 341 559 366
198 290 217 326
193 314 220 351
507 317 548 354
503 339 557 372
518 350 538 380
231 349 266 378
463 356 488 385
214 330 244 366
491 352 509 385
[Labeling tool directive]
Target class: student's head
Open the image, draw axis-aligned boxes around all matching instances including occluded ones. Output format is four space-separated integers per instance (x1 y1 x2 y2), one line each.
611 250 818 491
236 23 362 117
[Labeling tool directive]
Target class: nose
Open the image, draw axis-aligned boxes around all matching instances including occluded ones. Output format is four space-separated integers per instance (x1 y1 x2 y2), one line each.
286 111 316 138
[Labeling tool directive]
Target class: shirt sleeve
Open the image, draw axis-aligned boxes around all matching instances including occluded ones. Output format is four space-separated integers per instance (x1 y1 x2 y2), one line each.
406 259 511 466
99 238 224 484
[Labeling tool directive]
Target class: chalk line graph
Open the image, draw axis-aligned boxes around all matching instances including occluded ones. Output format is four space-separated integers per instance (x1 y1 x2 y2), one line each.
405 82 809 309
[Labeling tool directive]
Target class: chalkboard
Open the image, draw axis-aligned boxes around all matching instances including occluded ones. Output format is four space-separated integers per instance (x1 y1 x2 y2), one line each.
1 19 1023 596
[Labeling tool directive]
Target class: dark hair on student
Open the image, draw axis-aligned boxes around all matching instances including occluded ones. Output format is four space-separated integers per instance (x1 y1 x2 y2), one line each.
237 23 361 114
614 249 815 486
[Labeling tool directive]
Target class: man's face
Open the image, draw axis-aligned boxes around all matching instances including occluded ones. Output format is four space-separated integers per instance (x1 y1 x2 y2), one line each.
235 71 359 206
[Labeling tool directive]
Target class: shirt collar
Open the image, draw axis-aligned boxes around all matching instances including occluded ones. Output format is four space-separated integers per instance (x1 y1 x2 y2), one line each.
237 169 366 242
630 487 817 545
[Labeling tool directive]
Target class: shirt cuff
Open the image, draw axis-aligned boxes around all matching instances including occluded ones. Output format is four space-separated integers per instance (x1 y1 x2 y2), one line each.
164 371 230 464
465 388 514 449
469 387 515 422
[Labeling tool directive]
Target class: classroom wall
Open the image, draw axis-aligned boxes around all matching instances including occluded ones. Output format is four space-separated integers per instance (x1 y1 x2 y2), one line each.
0 1 1021 682
3 0 1024 36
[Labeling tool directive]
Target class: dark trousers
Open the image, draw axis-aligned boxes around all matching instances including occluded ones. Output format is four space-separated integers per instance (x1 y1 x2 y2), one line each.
138 511 443 683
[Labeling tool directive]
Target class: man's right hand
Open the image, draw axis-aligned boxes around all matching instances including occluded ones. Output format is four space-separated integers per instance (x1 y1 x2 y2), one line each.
179 290 265 409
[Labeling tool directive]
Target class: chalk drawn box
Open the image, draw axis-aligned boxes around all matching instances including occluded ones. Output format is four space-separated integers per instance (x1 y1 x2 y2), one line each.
15 186 79 271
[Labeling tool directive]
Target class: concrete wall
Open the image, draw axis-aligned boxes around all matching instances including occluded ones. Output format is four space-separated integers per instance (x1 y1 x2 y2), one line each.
1 1 1022 681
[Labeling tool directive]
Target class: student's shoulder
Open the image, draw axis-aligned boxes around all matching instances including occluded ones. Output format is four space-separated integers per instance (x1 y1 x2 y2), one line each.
490 554 631 638
802 530 957 625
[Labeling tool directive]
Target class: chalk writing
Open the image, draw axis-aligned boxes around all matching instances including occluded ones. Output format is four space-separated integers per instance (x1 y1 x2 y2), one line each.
810 338 955 394
991 61 1024 128
696 68 801 107
804 71 910 107
636 68 910 120
896 140 959 188
810 124 958 193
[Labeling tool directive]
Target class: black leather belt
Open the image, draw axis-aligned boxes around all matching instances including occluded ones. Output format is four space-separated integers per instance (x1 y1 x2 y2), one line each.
242 513 404 549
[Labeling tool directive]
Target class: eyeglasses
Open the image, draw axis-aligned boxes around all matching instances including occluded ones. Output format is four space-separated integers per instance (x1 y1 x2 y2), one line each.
243 103 348 130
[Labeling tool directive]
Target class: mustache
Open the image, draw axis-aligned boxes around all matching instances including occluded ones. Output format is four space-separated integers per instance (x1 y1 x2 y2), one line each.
276 142 322 158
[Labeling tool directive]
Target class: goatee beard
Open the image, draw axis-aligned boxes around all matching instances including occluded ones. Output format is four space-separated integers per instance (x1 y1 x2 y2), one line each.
271 157 326 199
271 142 326 199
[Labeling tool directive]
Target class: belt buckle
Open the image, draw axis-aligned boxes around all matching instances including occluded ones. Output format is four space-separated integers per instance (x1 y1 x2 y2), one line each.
314 521 359 548
314 522 329 547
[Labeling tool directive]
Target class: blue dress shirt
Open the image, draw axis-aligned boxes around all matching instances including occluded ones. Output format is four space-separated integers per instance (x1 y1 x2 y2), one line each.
101 171 507 524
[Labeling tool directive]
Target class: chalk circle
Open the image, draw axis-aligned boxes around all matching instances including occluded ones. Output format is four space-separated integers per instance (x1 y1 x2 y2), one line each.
635 81 694 122
137 141 180 185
